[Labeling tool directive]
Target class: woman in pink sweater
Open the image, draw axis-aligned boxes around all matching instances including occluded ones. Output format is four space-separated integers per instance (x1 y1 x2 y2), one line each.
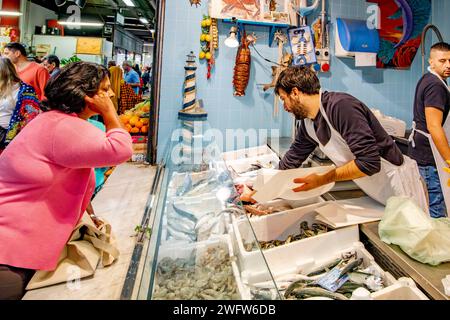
0 62 133 299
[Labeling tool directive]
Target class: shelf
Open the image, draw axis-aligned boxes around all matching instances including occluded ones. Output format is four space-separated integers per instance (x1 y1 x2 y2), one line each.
222 18 292 46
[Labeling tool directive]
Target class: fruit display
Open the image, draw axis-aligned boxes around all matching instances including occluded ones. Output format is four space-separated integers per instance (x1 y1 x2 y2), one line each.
119 99 150 134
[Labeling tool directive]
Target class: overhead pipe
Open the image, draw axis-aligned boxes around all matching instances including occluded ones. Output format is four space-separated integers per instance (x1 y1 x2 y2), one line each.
421 24 444 74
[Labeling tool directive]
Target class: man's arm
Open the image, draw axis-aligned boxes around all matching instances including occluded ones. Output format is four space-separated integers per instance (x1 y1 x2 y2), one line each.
279 121 318 170
425 107 450 162
293 160 366 192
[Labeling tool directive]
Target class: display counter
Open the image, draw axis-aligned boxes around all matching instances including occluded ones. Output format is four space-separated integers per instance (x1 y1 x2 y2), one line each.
134 122 280 300
129 127 444 300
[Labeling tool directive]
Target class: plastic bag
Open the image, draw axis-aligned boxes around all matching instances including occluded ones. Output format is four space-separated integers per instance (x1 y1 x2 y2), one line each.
379 197 450 266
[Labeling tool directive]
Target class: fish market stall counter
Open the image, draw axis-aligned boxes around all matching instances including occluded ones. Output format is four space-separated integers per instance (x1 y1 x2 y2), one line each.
130 123 431 300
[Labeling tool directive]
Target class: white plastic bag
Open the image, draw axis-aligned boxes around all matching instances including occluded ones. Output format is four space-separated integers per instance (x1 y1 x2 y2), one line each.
379 197 450 266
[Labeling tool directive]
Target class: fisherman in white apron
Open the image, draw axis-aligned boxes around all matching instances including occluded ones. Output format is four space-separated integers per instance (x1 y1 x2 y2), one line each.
409 42 450 218
275 66 428 213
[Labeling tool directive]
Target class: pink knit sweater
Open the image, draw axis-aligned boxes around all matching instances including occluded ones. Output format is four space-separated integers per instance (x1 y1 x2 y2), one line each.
0 111 133 271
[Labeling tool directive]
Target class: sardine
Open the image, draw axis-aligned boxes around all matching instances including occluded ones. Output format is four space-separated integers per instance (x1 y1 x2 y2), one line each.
290 287 349 300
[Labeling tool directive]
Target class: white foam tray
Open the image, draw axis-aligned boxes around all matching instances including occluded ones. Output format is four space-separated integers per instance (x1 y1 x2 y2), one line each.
153 235 250 300
232 202 360 281
225 153 280 175
244 242 397 298
371 278 429 300
222 145 278 162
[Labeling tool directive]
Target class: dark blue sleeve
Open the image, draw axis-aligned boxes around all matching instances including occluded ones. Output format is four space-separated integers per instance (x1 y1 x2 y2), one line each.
328 100 381 176
424 82 448 112
279 121 317 170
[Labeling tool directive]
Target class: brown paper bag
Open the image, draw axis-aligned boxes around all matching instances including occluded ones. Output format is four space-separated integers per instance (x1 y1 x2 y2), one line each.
26 213 120 290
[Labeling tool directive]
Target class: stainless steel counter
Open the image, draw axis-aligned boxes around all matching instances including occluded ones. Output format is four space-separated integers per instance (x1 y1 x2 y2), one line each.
361 222 450 300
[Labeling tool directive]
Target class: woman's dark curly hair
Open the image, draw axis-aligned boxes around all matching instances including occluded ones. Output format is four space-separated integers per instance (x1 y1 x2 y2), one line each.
42 61 109 113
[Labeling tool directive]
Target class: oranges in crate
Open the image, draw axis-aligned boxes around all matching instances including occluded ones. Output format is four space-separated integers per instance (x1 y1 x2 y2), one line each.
120 99 151 134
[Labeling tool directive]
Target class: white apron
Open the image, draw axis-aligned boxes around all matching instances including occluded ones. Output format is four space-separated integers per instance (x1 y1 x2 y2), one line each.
304 91 428 213
409 67 450 215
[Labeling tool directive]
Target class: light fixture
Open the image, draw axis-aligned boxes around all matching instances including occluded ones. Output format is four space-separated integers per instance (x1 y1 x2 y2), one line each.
122 0 135 7
58 21 104 27
224 26 239 48
139 17 149 24
150 29 155 33
0 11 23 16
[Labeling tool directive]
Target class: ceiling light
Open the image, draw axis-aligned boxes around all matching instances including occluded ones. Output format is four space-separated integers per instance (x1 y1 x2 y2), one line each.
139 17 149 24
58 21 104 27
224 26 239 48
150 29 155 33
122 0 135 7
0 11 22 16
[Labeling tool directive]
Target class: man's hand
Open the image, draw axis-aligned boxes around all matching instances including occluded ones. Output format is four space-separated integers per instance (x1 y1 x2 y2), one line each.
292 173 326 192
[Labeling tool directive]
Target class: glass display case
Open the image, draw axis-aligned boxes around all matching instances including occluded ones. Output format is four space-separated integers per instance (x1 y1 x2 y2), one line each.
135 121 281 300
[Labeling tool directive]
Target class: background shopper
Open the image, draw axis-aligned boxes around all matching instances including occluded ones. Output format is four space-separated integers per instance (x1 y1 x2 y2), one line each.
0 57 41 152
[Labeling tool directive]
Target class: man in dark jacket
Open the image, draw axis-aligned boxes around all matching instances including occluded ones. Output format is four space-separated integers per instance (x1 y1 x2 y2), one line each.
274 66 427 211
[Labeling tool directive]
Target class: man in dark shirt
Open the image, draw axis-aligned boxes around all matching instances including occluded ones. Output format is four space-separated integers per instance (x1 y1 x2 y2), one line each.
275 66 427 210
42 54 61 78
409 42 450 218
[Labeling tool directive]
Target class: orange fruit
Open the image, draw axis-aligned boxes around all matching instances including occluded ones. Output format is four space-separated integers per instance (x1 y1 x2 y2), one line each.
141 125 148 133
119 114 130 124
130 127 140 134
142 105 150 112
129 116 139 126
135 120 144 128
125 124 132 132
141 118 149 125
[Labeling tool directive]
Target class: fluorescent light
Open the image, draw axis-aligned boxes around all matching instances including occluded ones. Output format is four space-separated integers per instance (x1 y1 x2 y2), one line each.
139 17 149 24
58 21 104 27
122 0 135 6
0 11 22 16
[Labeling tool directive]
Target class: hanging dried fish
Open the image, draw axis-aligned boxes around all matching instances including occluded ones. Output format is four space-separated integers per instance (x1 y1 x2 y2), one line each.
233 30 254 97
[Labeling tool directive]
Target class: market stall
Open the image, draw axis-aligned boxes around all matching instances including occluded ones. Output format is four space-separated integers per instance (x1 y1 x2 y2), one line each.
127 118 443 300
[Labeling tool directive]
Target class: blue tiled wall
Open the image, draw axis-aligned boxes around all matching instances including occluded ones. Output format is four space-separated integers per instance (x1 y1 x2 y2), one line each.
432 0 450 41
157 0 438 160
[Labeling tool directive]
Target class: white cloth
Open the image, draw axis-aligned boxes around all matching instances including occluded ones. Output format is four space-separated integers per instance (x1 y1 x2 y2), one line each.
0 84 19 128
304 90 428 213
409 67 450 214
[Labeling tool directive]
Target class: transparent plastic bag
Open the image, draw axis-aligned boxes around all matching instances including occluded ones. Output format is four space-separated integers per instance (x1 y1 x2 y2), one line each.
379 197 450 266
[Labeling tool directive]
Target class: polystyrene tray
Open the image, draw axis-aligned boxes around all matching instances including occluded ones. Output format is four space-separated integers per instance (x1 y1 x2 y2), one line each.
371 278 429 300
232 202 360 282
226 153 280 175
246 242 399 297
222 145 278 162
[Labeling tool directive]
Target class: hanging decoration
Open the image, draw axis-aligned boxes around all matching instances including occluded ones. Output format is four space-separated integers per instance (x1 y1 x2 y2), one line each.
189 0 202 7
288 26 317 66
233 30 256 97
262 31 292 117
367 0 431 69
199 15 217 79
